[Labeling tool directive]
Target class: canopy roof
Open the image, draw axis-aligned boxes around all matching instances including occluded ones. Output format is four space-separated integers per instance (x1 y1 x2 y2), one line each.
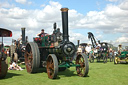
0 28 12 37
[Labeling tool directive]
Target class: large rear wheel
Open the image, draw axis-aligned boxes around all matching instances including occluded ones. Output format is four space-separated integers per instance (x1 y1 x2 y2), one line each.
76 53 89 77
24 42 40 73
47 54 58 79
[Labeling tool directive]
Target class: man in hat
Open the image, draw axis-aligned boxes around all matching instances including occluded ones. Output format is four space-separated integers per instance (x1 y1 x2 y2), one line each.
37 29 48 37
118 44 123 55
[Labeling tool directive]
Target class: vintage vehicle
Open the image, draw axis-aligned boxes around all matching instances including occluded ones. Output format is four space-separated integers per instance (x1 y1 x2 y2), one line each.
97 42 108 63
24 8 89 79
0 28 12 78
10 28 27 63
114 45 128 64
88 32 108 63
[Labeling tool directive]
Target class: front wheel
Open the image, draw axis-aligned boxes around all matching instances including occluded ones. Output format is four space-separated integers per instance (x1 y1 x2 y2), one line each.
76 53 89 77
47 54 58 79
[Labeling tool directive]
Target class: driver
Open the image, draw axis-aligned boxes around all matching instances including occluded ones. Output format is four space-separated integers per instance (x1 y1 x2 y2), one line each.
37 29 48 37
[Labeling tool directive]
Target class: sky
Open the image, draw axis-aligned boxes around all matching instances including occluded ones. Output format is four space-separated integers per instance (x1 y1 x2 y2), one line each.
0 0 128 46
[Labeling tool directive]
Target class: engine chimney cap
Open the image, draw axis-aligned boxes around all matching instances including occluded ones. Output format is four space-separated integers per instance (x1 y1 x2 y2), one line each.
61 8 69 12
21 27 26 30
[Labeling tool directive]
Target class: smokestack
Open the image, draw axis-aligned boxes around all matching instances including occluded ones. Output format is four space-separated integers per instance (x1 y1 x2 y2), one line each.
21 28 25 45
53 22 56 30
61 8 69 42
78 40 80 46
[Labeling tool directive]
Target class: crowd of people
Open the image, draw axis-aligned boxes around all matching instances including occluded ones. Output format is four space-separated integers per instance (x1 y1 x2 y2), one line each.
77 43 124 59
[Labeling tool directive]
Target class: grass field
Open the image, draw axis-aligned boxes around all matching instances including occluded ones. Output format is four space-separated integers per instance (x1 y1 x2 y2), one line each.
0 58 128 85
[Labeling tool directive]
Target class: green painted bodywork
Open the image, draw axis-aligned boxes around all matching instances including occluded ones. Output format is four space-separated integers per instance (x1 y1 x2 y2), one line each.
119 51 128 58
41 36 49 47
59 61 80 68
33 35 52 47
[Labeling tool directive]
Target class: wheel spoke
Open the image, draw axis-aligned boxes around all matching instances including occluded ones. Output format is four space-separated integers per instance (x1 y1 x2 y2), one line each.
26 52 29 55
50 63 54 70
80 62 85 67
76 67 80 74
28 51 32 59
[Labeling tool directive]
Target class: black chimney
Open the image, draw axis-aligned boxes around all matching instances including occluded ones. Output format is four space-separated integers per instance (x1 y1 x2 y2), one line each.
21 28 25 45
53 22 56 30
61 8 69 42
78 40 80 46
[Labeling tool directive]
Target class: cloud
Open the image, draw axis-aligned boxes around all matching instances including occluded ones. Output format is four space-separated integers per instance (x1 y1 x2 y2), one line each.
0 2 15 8
119 0 128 10
0 0 128 46
69 31 88 44
15 0 27 4
40 4 46 7
72 1 128 35
0 1 63 44
116 37 128 42
15 0 32 5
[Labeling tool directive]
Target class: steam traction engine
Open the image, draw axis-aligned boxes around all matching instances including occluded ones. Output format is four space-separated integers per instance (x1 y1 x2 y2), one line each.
25 8 89 79
10 28 27 63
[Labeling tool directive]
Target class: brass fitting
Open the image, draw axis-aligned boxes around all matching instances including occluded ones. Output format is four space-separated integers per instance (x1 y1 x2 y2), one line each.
61 8 69 12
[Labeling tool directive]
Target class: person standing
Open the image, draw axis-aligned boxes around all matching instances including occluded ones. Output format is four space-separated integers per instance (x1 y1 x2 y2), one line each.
6 48 9 57
85 44 92 57
118 44 123 55
77 45 82 53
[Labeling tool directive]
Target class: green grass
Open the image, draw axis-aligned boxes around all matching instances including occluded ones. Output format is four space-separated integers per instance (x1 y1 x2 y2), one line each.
0 58 128 85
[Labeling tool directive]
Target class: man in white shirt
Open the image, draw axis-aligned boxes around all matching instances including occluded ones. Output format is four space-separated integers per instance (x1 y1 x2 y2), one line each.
85 44 92 56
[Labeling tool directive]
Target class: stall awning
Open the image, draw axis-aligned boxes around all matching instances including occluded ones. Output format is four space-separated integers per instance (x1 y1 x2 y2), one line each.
0 28 12 37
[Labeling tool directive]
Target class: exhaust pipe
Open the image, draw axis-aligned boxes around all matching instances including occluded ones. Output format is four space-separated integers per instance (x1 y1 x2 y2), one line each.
21 28 25 45
61 8 69 42
78 40 80 46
